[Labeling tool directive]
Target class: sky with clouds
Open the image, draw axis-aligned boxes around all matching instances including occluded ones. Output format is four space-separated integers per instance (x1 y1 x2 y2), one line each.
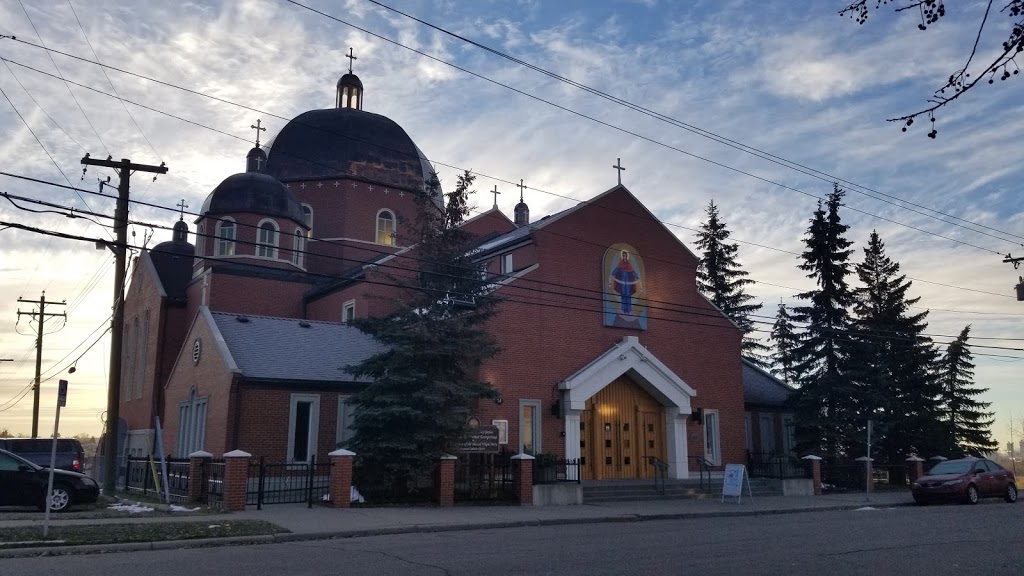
0 0 1021 451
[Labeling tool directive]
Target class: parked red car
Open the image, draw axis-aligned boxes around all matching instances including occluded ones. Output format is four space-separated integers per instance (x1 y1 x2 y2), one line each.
911 457 1017 505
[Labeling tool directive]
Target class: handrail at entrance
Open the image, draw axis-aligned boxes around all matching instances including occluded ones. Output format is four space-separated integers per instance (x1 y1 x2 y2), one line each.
644 455 668 494
692 457 712 492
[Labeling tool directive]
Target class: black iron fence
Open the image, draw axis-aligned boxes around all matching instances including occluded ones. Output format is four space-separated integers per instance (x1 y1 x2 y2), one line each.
203 459 226 506
534 457 581 485
746 452 806 479
164 459 191 503
246 456 332 509
123 456 192 502
454 453 516 502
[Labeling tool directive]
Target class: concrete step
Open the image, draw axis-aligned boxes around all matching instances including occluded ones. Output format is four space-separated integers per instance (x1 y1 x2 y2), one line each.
581 478 784 503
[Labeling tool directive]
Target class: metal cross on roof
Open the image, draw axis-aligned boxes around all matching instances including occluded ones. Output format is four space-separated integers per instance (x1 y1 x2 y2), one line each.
516 179 527 202
176 199 188 221
613 158 625 185
346 47 357 74
250 119 266 148
491 185 501 209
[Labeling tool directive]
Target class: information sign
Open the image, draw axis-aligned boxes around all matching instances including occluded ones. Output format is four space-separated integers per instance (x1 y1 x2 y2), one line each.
721 463 753 503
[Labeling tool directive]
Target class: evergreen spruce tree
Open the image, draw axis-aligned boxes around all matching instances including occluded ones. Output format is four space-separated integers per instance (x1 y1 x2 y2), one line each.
344 171 500 497
937 326 998 457
850 231 941 468
790 185 856 459
695 200 769 365
770 303 801 385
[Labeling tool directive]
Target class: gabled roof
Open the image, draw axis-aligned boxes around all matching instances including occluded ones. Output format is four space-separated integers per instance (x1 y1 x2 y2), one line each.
209 312 385 383
742 359 794 408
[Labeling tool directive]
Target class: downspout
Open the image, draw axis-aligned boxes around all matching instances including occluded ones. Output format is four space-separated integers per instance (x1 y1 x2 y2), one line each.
231 375 243 450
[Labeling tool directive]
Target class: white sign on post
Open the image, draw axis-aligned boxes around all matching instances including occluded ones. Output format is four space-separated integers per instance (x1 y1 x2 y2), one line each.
721 463 753 504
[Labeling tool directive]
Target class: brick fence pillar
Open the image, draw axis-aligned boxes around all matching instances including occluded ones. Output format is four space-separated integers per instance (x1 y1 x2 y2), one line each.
328 449 355 508
906 456 925 484
856 456 873 493
436 455 457 507
511 454 534 506
221 450 252 512
801 455 822 496
188 450 212 503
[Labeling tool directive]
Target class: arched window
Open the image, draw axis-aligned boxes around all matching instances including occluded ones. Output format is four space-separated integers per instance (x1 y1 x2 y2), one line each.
177 387 208 456
195 224 205 255
257 219 279 258
216 218 236 257
121 321 134 400
301 204 313 238
376 209 395 245
135 310 149 400
293 229 305 268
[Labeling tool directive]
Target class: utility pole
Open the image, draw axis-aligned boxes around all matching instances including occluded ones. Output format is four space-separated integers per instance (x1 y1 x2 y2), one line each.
1004 254 1023 301
16 292 66 438
81 155 166 495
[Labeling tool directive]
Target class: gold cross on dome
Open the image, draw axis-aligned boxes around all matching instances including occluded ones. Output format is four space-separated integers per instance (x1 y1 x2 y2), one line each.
250 119 266 148
491 185 501 209
176 199 188 221
346 47 357 74
516 179 527 202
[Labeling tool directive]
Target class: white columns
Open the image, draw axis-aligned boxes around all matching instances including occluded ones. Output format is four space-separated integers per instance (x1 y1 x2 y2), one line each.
564 408 582 462
665 407 689 479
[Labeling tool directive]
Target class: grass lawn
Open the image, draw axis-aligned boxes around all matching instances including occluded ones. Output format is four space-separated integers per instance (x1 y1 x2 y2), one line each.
0 520 288 549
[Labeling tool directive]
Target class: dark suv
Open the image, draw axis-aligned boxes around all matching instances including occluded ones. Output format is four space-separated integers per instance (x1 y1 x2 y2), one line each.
0 438 86 473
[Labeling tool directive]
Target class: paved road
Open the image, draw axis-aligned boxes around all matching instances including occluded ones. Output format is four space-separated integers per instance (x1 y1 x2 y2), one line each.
3 502 1020 575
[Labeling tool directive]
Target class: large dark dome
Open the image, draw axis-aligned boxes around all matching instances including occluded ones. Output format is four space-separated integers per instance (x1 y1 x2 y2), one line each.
200 172 304 224
264 107 434 192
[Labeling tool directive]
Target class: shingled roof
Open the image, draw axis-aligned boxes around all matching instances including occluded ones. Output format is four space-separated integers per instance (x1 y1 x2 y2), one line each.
210 312 385 383
742 359 794 408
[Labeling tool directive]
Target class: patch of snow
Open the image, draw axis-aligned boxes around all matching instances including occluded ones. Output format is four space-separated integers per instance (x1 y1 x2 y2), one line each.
1 540 67 546
169 505 200 513
351 486 365 503
108 503 154 514
208 524 221 529
854 506 877 511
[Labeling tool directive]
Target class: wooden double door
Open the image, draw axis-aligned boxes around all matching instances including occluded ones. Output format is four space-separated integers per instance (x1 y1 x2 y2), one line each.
581 376 666 480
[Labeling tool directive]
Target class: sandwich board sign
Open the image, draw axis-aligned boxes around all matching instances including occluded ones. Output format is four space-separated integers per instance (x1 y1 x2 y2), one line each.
721 463 753 504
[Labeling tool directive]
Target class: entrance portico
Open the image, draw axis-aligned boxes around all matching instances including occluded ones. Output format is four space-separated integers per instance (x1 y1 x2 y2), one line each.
559 336 696 479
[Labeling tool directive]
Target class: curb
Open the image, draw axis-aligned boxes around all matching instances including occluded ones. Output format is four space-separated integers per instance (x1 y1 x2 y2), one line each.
0 501 913 558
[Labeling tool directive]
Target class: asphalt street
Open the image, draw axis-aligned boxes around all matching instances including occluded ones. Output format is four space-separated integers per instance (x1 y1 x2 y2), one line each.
3 501 1021 575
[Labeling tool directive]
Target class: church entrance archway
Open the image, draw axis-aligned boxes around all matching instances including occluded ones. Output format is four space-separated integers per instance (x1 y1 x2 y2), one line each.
581 376 666 480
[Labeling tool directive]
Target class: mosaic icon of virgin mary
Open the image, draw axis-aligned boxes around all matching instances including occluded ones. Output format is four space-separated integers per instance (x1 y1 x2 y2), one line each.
603 243 647 329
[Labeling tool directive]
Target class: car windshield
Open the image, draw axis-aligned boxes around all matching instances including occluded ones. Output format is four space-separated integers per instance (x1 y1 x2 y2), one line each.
927 461 974 475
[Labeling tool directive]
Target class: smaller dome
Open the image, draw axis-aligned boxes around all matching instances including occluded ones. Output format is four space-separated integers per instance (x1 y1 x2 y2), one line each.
514 201 529 227
336 72 363 110
200 172 305 224
172 219 189 243
246 146 267 173
337 73 363 91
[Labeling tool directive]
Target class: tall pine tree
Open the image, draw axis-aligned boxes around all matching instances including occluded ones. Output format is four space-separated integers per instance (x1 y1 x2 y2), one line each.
770 302 801 385
850 231 941 467
790 185 856 459
344 171 500 497
695 200 768 365
937 326 997 457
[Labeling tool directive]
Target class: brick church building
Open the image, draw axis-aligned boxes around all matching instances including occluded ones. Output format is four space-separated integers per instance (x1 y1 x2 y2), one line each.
117 65 761 482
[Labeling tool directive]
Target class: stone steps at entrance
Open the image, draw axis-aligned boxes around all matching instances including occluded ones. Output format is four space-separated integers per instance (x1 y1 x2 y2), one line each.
582 477 784 502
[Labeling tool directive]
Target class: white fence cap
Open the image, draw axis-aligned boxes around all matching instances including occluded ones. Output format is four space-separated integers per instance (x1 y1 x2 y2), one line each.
222 449 252 458
328 449 356 457
188 450 213 458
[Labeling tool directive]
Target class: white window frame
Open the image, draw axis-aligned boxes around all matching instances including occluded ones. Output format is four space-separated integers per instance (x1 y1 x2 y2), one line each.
216 218 236 257
501 253 513 275
703 408 721 465
256 218 279 259
292 228 305 268
342 300 356 323
336 395 356 447
176 387 207 457
301 204 313 237
287 394 320 464
135 310 149 400
376 209 395 246
519 399 542 456
195 223 205 256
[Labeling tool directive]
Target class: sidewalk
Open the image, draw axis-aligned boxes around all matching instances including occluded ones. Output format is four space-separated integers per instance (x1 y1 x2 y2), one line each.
0 491 914 557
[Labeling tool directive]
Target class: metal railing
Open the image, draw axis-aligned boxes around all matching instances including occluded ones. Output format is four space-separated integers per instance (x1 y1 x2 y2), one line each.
454 453 516 502
203 460 226 506
534 458 581 485
746 452 805 480
692 456 713 492
247 456 332 509
644 455 668 494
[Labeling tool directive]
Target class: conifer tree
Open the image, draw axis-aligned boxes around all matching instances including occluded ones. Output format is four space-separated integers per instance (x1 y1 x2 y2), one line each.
770 303 800 385
850 231 941 466
790 185 856 459
344 171 500 496
695 200 768 365
937 326 997 457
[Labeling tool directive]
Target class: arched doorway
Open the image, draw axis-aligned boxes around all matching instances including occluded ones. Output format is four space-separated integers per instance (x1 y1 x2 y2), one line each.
581 376 666 480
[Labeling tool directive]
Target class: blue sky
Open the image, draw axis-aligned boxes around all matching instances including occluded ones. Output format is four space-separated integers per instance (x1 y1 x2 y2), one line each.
0 0 1021 450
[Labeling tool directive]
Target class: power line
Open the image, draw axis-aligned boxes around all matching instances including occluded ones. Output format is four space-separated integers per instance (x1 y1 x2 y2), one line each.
0 40 1013 258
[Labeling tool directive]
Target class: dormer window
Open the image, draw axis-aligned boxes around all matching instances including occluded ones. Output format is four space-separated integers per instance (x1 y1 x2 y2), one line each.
376 209 395 245
257 219 279 258
216 218 236 256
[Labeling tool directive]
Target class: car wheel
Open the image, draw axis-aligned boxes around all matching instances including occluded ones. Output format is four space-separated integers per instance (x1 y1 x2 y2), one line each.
46 485 73 512
965 484 979 505
1006 484 1018 504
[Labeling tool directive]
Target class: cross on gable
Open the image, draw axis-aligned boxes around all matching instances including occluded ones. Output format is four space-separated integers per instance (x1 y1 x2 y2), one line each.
346 47 357 74
317 182 323 188
176 199 188 221
612 158 625 185
491 185 501 209
250 119 266 148
516 179 527 202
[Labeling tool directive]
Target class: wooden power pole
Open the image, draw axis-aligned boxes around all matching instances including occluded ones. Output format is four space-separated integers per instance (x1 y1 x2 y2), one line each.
16 292 66 438
81 155 166 495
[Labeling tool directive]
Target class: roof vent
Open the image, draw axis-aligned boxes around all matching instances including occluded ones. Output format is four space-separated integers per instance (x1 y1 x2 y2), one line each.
236 316 250 323
298 321 311 328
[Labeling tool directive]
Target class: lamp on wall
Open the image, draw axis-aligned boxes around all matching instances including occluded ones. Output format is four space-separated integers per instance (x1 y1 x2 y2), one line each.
690 408 704 424
550 399 561 418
